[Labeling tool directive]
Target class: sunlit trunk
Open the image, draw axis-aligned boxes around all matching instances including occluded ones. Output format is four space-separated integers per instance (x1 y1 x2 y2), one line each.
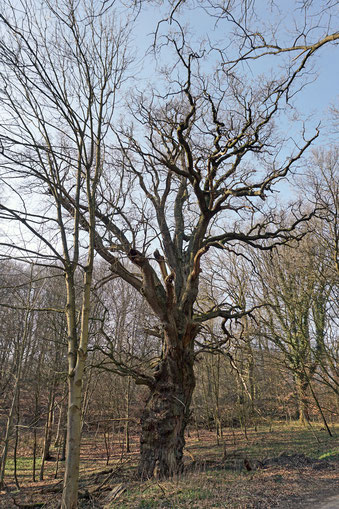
138 331 195 479
61 265 92 509
61 372 83 509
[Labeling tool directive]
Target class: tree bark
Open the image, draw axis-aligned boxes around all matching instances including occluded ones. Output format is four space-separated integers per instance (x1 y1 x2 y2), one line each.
61 374 83 509
138 334 195 479
61 263 93 509
296 376 310 425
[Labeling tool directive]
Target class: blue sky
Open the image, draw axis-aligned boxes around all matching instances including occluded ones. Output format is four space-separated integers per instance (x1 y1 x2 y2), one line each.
133 0 338 145
0 0 337 257
128 0 338 207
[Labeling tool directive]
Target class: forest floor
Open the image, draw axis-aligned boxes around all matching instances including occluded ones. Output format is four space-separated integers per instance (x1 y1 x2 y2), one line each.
0 422 338 508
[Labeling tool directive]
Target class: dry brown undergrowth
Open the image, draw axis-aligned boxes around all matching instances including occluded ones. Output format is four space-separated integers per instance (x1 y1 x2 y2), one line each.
0 425 338 508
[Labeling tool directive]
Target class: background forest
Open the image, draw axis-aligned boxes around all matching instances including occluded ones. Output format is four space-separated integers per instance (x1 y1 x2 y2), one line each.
1 203 338 461
0 0 338 508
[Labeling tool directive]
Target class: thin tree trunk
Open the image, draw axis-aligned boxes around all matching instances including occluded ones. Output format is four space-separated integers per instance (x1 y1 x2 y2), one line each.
201 361 212 430
54 435 62 479
55 388 67 450
0 376 19 489
296 376 310 425
61 427 67 462
40 384 56 480
61 258 93 508
32 425 37 482
103 428 111 465
192 395 200 441
62 375 83 508
212 354 222 444
125 376 131 453
13 390 20 490
61 272 81 509
32 331 44 482
306 372 333 437
54 403 63 448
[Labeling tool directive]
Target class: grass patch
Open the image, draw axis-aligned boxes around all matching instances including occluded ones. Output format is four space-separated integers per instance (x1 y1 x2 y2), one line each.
5 456 42 474
177 487 211 502
200 423 339 464
319 449 339 460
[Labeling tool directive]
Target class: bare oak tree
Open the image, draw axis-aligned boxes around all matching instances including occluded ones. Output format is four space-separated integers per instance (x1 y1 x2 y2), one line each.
85 17 335 476
1 0 338 486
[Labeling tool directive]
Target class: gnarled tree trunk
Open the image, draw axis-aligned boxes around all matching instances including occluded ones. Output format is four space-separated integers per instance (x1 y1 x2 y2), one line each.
138 334 195 479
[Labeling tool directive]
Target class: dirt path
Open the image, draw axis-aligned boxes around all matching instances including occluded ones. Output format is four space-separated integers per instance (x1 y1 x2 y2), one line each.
309 494 339 509
274 473 339 509
300 490 339 509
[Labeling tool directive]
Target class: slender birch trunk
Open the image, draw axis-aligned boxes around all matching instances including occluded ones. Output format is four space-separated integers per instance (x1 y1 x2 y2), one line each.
61 126 97 506
61 262 93 508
